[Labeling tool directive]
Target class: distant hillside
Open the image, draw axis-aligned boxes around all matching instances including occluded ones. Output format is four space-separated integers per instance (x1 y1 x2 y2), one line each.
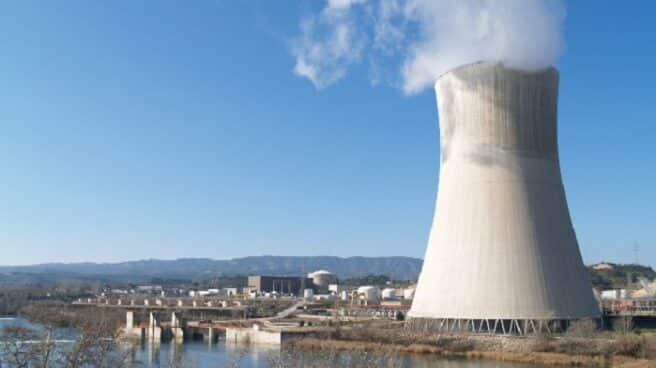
5 257 652 290
588 262 656 290
0 256 423 286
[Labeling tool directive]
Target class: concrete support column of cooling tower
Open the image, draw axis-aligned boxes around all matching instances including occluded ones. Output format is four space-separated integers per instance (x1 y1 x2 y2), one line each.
407 62 600 331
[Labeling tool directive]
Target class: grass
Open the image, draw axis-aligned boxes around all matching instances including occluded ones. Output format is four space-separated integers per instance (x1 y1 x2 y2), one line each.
289 322 656 368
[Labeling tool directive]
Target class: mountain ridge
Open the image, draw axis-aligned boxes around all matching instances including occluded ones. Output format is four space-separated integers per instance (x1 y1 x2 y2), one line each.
0 256 423 284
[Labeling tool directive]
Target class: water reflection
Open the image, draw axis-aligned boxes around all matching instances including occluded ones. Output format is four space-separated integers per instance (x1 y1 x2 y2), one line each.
1 318 547 368
130 339 547 368
132 339 278 367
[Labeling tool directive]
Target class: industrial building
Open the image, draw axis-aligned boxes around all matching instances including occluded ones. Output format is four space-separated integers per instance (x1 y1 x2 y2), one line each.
408 62 600 334
307 270 337 292
247 275 314 296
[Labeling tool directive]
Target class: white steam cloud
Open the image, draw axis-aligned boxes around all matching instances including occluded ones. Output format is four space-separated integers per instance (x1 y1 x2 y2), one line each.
291 0 566 94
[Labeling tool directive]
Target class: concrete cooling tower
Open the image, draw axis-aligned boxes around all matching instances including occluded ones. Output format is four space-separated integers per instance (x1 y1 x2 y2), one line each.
407 62 600 334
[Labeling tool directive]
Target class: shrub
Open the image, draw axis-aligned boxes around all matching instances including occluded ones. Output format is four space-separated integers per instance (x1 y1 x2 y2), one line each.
643 334 656 359
531 334 555 352
612 316 634 333
566 319 598 338
611 334 646 358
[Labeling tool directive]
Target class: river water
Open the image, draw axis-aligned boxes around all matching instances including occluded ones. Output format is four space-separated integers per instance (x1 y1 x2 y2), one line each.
0 317 548 368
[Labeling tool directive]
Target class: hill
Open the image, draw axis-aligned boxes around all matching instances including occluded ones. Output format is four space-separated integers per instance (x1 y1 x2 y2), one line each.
4 258 654 291
588 262 656 290
0 256 423 286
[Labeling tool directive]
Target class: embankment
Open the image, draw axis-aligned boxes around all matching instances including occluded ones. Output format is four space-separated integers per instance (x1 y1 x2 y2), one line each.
290 325 656 368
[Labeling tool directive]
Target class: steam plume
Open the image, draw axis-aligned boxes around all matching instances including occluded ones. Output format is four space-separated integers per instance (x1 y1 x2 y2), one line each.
291 0 566 94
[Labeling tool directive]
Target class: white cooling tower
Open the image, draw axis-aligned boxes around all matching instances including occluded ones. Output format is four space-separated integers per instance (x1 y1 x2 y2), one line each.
407 62 600 334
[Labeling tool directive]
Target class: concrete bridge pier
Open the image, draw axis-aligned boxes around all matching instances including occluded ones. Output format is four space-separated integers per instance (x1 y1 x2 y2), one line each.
122 311 143 338
147 313 162 342
170 312 184 342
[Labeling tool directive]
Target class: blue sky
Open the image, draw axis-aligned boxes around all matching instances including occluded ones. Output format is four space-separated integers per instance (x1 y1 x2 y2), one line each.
0 1 654 266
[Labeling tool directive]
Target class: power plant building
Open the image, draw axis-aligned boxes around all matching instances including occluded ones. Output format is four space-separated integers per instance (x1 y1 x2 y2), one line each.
307 270 337 291
407 62 600 334
247 275 314 296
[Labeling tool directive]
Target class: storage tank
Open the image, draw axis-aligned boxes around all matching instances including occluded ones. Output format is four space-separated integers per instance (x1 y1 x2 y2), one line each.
407 62 600 334
357 286 380 301
303 288 314 299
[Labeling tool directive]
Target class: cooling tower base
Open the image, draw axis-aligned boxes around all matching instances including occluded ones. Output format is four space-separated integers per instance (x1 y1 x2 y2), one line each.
405 317 601 335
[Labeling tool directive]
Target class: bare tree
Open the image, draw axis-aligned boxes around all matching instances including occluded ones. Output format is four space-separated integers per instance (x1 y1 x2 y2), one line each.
2 303 134 368
56 309 131 368
1 325 38 368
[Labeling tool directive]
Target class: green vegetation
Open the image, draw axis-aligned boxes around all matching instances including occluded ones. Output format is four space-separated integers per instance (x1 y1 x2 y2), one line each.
196 275 248 289
588 263 656 290
0 285 94 316
340 274 391 287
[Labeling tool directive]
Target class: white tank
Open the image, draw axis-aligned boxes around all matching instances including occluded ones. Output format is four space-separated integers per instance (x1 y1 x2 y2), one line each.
382 288 397 300
303 288 315 299
408 62 600 331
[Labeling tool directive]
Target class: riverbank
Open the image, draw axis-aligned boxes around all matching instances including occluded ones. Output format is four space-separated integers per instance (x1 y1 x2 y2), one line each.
288 324 656 368
292 337 655 367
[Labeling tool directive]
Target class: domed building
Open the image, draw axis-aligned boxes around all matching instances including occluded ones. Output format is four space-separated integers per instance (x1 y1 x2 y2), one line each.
307 270 337 292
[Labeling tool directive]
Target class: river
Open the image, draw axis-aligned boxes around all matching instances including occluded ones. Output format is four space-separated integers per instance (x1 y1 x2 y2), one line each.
0 317 549 368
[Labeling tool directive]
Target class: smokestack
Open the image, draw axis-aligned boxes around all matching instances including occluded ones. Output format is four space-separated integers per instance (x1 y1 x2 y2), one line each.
408 62 600 334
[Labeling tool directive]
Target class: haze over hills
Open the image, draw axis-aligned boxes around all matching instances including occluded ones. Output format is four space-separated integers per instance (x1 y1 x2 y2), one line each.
2 256 654 291
0 256 424 285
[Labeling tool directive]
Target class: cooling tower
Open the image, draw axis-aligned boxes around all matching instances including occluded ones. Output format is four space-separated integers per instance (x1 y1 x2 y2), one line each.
407 62 600 334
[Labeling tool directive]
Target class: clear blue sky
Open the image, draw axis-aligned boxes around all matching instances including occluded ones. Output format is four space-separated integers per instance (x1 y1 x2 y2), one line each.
1 1 654 266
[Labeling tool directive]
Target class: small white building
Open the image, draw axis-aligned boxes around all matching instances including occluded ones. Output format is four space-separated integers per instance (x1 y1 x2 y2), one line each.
223 288 239 296
340 290 350 301
137 285 163 293
314 294 334 301
381 288 398 300
600 289 628 300
357 286 380 301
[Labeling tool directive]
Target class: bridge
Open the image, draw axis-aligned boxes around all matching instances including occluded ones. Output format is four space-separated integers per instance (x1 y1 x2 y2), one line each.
118 299 310 343
603 298 656 316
